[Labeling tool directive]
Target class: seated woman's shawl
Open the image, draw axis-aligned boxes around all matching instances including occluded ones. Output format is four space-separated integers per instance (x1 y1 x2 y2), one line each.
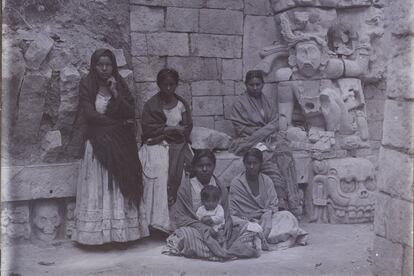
79 49 142 202
229 93 279 155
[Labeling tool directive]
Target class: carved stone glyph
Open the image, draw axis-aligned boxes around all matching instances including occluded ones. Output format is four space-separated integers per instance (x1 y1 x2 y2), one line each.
32 200 62 242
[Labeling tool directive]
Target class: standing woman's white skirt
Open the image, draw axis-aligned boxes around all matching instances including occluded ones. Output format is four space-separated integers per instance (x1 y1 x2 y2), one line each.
72 141 149 245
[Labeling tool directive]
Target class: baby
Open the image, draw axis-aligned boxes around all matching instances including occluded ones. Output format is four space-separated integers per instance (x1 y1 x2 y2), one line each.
196 185 225 244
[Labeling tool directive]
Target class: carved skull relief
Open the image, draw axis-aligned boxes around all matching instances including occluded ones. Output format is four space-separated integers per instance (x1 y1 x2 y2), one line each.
33 201 61 242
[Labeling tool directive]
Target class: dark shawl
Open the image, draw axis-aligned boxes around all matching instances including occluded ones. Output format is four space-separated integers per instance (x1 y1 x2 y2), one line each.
229 93 279 155
79 48 142 201
141 92 193 204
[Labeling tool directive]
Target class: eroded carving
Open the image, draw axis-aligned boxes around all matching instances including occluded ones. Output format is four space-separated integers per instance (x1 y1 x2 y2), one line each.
1 203 30 240
32 200 61 242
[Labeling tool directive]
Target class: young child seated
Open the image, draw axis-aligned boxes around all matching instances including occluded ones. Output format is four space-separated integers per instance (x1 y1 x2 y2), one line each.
196 185 225 244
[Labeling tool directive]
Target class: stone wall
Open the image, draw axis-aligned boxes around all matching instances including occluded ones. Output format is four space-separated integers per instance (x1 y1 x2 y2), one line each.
372 0 414 275
129 0 386 160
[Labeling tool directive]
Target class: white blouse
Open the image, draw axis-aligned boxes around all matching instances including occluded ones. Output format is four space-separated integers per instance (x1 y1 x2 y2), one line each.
163 101 185 127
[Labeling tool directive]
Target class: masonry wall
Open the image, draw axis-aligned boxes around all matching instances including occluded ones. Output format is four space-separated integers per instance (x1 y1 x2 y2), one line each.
372 0 414 275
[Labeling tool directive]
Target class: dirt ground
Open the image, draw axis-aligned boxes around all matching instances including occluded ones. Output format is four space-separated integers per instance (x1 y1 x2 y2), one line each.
2 223 374 276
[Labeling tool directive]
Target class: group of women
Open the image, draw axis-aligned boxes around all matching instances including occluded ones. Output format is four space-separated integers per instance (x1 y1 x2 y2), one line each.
72 49 307 260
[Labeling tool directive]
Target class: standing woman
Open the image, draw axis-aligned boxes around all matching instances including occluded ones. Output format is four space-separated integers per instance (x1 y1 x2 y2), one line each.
229 70 302 217
73 49 149 245
139 68 193 233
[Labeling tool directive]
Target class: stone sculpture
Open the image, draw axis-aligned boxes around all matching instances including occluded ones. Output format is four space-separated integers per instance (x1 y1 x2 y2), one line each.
65 201 76 238
1 204 30 240
32 200 61 242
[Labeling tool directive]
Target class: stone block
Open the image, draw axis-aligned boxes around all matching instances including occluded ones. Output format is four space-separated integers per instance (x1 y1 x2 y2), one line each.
244 0 272 15
374 192 388 238
41 131 62 151
193 116 215 129
1 162 79 202
133 56 166 82
270 0 370 13
206 0 243 10
386 0 414 36
190 34 242 58
167 57 221 81
243 15 279 78
192 96 223 116
191 126 231 150
199 9 243 35
368 120 383 141
14 72 49 144
192 81 234 96
166 7 198 32
382 100 414 153
215 152 244 188
147 33 189 56
366 100 385 121
176 82 192 108
378 147 414 202
222 59 243 80
119 69 136 93
224 95 238 119
130 6 164 32
24 33 54 70
136 82 159 104
372 235 404 276
112 48 127 67
386 35 414 100
1 202 30 240
235 81 246 95
131 33 148 56
403 245 414 276
130 0 204 8
214 119 236 137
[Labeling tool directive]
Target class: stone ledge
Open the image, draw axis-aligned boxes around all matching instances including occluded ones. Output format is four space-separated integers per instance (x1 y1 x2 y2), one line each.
130 0 204 8
1 162 80 202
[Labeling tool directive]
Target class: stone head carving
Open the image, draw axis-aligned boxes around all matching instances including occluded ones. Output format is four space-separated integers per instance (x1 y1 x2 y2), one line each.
295 41 322 77
33 201 61 242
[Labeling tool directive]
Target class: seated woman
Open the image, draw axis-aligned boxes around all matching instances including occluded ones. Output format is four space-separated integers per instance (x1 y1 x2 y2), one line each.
139 68 193 233
230 148 308 250
163 150 261 261
229 70 302 217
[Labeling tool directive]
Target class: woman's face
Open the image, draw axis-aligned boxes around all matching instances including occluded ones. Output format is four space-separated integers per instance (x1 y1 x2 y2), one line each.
244 155 262 178
246 77 264 98
95 56 113 80
194 156 215 185
158 75 178 97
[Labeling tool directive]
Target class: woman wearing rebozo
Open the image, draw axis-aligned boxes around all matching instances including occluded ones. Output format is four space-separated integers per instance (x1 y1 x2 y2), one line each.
73 48 148 245
229 69 302 217
163 150 262 261
230 148 308 250
139 68 193 233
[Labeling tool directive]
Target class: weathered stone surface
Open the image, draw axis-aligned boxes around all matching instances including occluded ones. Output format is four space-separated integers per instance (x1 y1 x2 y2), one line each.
131 33 148 56
147 33 189 56
235 81 246 95
176 82 192 108
378 147 414 201
166 7 198 32
130 0 204 8
206 0 243 10
112 48 127 67
1 202 30 240
215 152 244 189
193 116 215 129
199 9 243 35
386 35 414 100
33 200 62 242
130 6 164 32
402 245 414 276
14 72 49 144
367 120 383 141
192 96 223 116
270 0 371 13
386 0 414 35
222 59 243 80
214 119 236 137
374 192 413 246
224 95 238 119
243 15 279 78
57 65 81 130
244 0 272 15
192 81 234 96
167 57 221 81
133 56 166 82
190 34 242 58
190 126 231 150
382 100 414 153
1 162 79 202
366 100 385 121
41 131 62 151
136 82 158 103
372 235 404 276
24 33 54 70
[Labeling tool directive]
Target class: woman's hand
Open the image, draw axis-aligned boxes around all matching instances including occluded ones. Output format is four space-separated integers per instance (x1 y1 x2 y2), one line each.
107 76 118 98
201 216 214 226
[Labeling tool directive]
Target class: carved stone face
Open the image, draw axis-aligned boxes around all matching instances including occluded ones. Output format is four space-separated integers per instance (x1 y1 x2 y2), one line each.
33 202 61 242
295 41 321 77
